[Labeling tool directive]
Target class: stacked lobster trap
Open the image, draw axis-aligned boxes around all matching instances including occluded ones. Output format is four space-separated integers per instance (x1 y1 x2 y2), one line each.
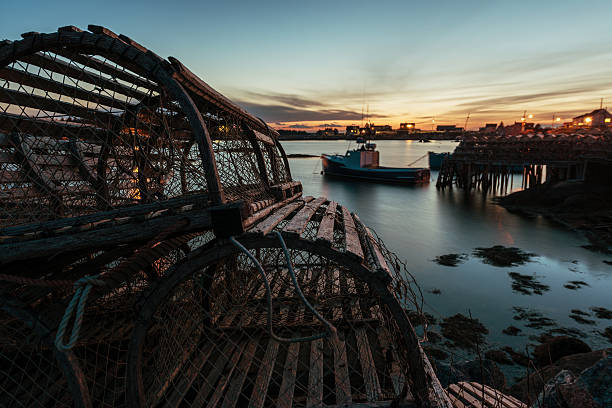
0 26 451 407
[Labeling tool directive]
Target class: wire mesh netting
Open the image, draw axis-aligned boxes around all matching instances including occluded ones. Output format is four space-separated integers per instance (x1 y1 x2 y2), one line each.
132 246 414 407
0 49 214 227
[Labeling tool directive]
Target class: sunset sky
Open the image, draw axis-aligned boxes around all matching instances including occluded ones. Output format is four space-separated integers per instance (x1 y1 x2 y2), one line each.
3 0 612 130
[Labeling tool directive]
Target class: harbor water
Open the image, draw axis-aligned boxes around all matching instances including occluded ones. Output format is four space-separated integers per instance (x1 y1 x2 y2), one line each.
284 139 612 381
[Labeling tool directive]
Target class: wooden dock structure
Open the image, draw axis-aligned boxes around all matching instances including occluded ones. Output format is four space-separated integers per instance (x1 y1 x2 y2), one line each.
0 25 465 407
436 133 612 193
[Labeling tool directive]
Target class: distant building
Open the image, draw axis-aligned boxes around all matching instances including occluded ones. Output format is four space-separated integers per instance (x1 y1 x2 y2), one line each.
399 122 416 130
398 122 417 134
478 123 497 134
572 108 612 128
371 124 393 133
436 125 462 132
346 125 360 137
316 127 339 137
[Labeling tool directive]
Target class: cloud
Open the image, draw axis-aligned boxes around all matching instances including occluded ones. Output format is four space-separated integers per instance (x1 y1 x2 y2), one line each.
235 100 385 122
242 91 324 109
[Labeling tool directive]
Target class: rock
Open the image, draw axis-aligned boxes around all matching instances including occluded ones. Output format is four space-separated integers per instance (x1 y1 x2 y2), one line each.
423 346 448 361
535 370 600 408
502 325 522 336
577 355 612 408
472 245 536 267
432 253 467 267
440 313 488 350
510 349 610 404
590 306 612 320
485 349 514 365
502 346 529 366
533 336 592 367
433 359 506 390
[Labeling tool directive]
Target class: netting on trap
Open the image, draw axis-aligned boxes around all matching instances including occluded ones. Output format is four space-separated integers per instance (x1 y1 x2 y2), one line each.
128 237 429 407
0 229 215 408
0 26 291 229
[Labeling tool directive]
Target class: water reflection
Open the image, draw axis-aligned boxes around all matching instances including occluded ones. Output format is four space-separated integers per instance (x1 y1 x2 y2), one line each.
284 140 612 370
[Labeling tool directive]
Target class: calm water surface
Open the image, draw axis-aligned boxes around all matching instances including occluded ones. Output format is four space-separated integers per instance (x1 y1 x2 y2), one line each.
284 140 612 379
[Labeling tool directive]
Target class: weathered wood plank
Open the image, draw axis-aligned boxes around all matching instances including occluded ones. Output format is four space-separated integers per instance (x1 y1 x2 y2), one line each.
0 66 129 110
162 341 216 407
283 196 327 236
447 384 482 408
249 339 280 408
377 325 406 397
331 333 352 405
52 48 158 91
276 342 300 408
341 205 363 260
352 213 392 279
316 200 337 244
307 338 324 407
0 87 118 127
206 340 248 408
220 339 260 408
190 340 240 407
19 52 149 100
353 305 382 402
251 196 313 235
464 382 525 408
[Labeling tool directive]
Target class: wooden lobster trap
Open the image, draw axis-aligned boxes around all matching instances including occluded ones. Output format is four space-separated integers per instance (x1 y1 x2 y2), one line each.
0 26 450 407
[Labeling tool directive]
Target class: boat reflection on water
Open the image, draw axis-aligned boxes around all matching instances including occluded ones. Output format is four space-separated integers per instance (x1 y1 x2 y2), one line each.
321 138 430 184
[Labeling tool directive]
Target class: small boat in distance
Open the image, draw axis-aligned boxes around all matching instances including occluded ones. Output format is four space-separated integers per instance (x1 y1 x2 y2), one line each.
321 139 430 184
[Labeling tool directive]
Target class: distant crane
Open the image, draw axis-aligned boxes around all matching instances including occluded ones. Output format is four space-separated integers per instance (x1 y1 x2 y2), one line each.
464 113 470 132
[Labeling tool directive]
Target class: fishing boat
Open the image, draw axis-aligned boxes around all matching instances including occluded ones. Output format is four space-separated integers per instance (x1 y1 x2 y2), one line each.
322 139 430 184
428 151 450 170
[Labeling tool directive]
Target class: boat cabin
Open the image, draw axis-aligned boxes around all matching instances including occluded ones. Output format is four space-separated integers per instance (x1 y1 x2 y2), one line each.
345 143 379 168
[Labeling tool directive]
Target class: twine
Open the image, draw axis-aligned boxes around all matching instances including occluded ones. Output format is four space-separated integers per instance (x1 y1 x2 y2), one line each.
54 275 105 351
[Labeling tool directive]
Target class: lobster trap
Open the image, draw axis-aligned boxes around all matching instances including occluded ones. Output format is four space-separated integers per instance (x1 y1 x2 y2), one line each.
0 26 450 407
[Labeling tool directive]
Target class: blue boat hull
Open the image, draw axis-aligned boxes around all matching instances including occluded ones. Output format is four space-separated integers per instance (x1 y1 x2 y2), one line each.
322 155 430 184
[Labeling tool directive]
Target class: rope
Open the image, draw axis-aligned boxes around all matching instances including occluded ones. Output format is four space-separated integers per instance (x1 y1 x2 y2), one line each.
229 233 337 343
406 152 428 167
54 275 105 351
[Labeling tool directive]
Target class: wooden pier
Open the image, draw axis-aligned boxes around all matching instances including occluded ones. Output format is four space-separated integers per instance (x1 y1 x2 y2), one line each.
436 133 612 193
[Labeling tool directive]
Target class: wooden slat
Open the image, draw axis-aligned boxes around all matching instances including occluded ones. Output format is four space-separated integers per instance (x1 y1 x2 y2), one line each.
341 205 363 260
252 129 274 146
251 196 313 235
446 391 469 408
352 213 392 279
377 326 406 397
463 382 525 408
0 112 110 143
191 340 240 407
0 66 128 110
353 305 382 402
249 339 280 408
162 341 216 407
316 200 337 244
221 339 260 408
0 87 118 127
331 334 352 405
276 342 300 408
283 196 327 236
448 384 482 408
307 338 324 407
19 52 149 100
206 340 249 408
52 48 158 91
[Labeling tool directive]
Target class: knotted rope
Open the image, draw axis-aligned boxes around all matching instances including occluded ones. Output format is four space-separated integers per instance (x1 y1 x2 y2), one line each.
54 275 105 351
229 232 337 343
